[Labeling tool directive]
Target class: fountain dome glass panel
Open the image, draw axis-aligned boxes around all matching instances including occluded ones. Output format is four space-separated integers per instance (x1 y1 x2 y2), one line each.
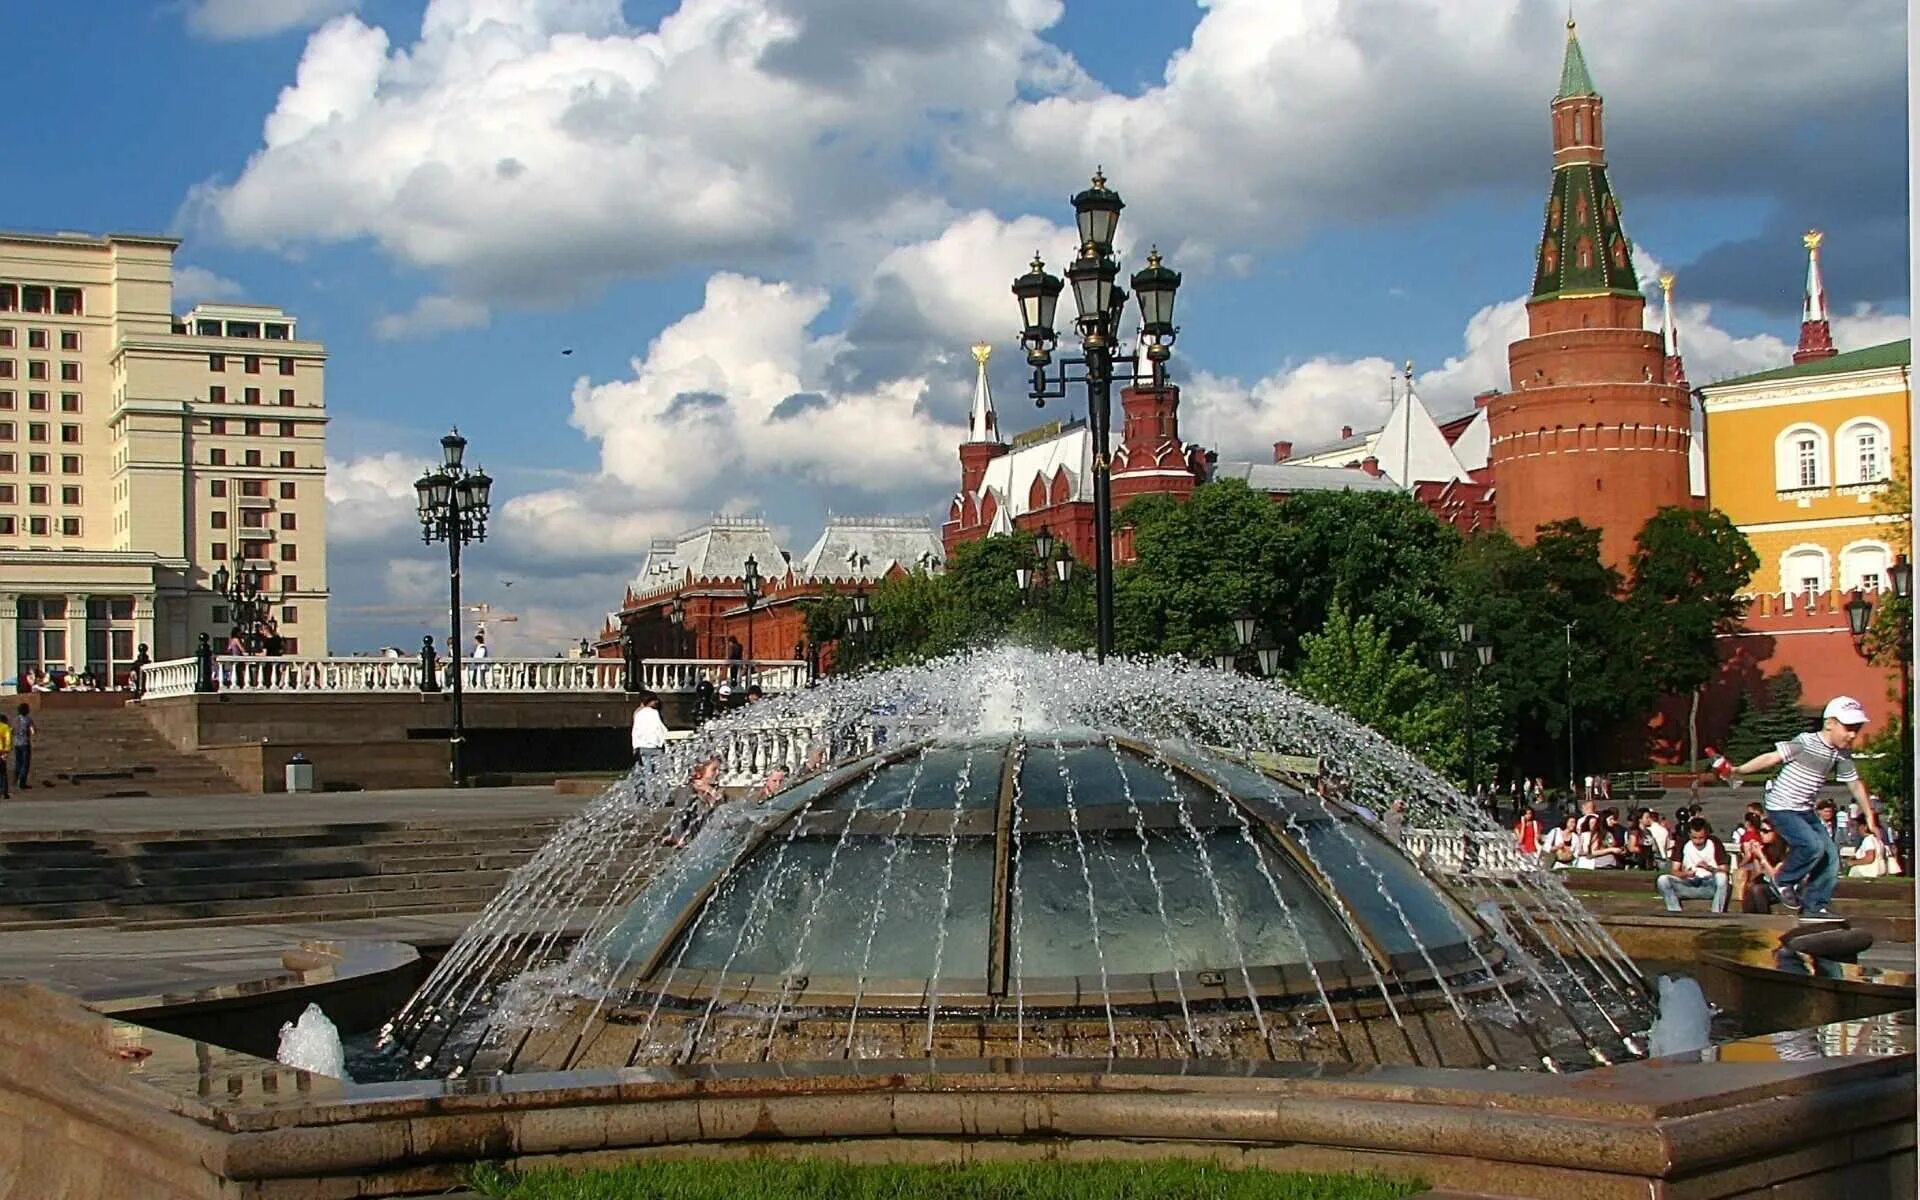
387 649 1653 1077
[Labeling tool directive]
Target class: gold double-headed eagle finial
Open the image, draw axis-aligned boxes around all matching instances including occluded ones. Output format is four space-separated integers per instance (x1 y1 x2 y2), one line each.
971 342 993 366
1658 272 1675 293
1803 230 1824 251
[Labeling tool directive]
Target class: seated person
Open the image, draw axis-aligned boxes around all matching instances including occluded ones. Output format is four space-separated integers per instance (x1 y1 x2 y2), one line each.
1542 816 1577 868
1737 817 1787 912
753 766 788 803
1846 826 1896 878
1657 817 1730 913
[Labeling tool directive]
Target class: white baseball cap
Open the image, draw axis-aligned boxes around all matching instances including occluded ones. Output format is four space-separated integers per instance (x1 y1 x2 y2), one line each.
1823 696 1870 726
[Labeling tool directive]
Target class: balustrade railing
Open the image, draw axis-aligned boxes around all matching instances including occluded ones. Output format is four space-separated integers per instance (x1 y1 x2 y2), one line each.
137 656 809 702
1401 827 1534 880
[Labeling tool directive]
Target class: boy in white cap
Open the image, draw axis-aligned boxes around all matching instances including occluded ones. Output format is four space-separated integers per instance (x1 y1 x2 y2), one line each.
1728 696 1880 918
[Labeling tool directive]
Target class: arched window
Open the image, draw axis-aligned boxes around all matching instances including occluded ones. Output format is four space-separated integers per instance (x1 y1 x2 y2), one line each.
1573 112 1585 143
1840 540 1893 592
1836 418 1890 485
1780 544 1831 596
1774 424 1829 490
1576 238 1592 269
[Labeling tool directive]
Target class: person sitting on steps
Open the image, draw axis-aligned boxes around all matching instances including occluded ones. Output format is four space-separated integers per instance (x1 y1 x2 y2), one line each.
1657 817 1730 913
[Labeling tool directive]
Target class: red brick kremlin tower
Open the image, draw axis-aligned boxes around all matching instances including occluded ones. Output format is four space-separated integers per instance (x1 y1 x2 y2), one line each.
1489 20 1694 570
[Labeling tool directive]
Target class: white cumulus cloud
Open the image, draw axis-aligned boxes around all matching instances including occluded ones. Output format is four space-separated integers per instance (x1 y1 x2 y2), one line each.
172 265 246 305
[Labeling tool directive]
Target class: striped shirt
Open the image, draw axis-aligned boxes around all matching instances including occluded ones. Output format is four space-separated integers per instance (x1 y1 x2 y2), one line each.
1766 731 1858 813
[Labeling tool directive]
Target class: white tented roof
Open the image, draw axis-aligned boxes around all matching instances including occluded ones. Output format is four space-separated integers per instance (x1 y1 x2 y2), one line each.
797 516 946 581
630 516 788 598
967 422 1098 522
1371 383 1470 487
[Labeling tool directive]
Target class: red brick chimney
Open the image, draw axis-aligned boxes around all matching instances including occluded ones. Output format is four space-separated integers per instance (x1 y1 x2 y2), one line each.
1272 440 1292 463
1360 455 1381 477
1341 425 1354 439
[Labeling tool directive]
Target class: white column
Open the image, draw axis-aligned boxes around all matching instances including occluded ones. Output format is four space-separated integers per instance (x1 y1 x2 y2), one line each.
0 594 17 689
66 592 88 676
132 595 156 664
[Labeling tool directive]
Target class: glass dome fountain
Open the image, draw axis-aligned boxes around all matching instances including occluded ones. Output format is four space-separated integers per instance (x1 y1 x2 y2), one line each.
386 649 1652 1078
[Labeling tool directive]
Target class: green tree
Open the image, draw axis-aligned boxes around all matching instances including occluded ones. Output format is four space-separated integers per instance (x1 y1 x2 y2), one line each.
1723 668 1816 765
1624 506 1760 765
1271 490 1461 664
1291 604 1494 780
1114 480 1293 658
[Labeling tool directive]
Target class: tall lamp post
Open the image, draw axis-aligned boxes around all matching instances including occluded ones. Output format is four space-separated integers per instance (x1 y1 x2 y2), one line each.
414 429 492 787
742 554 762 687
1846 555 1912 737
1438 621 1495 798
1015 526 1074 639
669 596 687 658
1013 170 1183 662
211 564 267 651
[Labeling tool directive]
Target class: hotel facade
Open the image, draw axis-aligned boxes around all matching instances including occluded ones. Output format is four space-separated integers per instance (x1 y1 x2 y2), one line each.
0 231 329 684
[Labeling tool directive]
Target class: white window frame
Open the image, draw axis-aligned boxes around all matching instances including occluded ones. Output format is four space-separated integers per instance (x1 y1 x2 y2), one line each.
1774 423 1830 491
1779 543 1832 596
1836 417 1892 486
1840 539 1893 592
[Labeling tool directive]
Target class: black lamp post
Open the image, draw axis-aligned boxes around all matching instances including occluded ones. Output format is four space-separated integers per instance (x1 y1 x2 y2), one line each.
413 428 492 787
1848 557 1913 739
1438 621 1495 797
669 595 687 658
1015 526 1074 640
742 554 762 686
211 563 267 651
1013 169 1182 662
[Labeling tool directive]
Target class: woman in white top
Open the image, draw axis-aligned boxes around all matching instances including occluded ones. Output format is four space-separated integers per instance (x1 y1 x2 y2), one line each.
1847 830 1894 878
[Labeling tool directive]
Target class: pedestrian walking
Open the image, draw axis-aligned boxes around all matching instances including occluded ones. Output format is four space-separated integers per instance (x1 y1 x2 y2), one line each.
11 702 33 793
1727 695 1879 919
631 692 667 769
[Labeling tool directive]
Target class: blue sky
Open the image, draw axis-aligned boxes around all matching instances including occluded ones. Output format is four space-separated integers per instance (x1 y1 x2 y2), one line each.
2 0 1907 651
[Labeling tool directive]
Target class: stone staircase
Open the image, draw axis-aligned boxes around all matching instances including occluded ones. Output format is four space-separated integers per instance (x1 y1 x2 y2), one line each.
10 702 238 799
0 817 605 930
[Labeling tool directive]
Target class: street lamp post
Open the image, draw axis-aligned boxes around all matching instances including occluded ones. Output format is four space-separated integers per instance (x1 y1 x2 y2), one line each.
211 563 268 651
1847 556 1913 738
414 429 492 787
1013 170 1183 662
1438 621 1495 798
668 596 687 659
742 554 762 688
1015 526 1073 641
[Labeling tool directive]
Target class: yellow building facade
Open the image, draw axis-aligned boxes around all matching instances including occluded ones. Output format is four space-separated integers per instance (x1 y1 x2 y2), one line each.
0 231 329 682
1700 339 1911 595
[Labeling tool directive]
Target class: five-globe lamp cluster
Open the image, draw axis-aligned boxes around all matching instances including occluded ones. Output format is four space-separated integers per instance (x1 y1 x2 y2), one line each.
414 429 493 545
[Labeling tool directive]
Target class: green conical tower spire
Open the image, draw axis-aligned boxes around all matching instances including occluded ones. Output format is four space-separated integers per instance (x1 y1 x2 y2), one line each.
1557 19 1596 98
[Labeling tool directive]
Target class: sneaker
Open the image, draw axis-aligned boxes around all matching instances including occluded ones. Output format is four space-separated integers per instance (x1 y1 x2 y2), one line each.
1775 882 1804 913
1802 906 1845 922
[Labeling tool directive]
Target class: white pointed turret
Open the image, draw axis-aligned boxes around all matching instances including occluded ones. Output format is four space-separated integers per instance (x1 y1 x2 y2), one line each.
1793 230 1837 363
967 342 1001 444
1374 362 1469 488
1658 273 1688 387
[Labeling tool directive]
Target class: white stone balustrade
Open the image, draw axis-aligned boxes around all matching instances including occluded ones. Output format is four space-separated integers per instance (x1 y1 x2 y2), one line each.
137 656 809 702
1401 827 1534 880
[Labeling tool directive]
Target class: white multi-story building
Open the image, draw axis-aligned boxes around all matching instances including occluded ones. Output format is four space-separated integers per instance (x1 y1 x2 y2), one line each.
0 231 329 682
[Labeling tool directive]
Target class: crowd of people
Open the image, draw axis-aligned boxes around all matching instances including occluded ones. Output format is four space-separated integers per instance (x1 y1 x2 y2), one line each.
631 682 828 845
1508 694 1902 921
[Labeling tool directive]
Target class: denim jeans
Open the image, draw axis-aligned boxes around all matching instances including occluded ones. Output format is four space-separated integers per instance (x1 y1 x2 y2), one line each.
13 744 27 788
1657 872 1728 913
1770 807 1840 909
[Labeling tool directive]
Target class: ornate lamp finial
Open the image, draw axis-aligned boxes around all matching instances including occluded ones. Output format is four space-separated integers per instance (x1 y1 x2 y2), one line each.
1091 166 1106 189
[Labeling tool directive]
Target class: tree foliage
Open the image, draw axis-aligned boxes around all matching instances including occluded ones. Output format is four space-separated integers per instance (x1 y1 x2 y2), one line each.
1723 669 1815 765
1625 506 1761 697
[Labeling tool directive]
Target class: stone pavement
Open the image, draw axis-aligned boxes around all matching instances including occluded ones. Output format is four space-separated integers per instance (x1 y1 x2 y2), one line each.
0 783 592 834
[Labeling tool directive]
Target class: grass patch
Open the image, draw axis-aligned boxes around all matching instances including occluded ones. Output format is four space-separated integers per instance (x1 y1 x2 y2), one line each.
467 1159 1424 1199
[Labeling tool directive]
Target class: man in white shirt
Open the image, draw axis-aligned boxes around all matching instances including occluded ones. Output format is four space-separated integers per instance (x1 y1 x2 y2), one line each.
631 692 668 769
1657 818 1730 913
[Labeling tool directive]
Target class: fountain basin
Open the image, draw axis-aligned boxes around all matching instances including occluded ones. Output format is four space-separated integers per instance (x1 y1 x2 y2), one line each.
1 981 1909 1200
